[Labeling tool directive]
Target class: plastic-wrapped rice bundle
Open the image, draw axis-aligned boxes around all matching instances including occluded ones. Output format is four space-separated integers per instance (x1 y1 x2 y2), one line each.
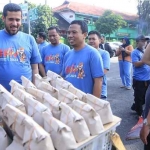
9 80 25 94
72 100 104 135
3 104 55 150
0 126 10 150
35 74 58 99
67 85 87 103
0 84 26 117
43 111 77 150
47 70 63 87
26 88 61 119
12 88 52 127
60 102 90 143
85 94 113 124
58 88 78 108
21 76 36 89
55 77 72 90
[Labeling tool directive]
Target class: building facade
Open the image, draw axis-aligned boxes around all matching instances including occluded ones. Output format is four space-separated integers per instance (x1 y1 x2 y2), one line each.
53 1 138 41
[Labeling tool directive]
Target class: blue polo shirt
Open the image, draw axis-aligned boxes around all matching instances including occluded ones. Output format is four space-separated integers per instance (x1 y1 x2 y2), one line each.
98 49 110 97
131 48 150 81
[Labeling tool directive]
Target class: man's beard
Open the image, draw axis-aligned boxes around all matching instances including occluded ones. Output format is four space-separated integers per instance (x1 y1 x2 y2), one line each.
5 25 19 35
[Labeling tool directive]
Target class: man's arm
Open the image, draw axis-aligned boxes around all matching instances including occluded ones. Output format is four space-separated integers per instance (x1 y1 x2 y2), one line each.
133 61 144 67
142 44 150 65
124 45 133 56
39 63 46 77
93 77 103 98
103 51 110 74
31 64 39 84
104 69 109 74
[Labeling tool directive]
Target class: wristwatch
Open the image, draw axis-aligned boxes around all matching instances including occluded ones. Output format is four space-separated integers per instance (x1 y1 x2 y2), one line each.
143 118 150 128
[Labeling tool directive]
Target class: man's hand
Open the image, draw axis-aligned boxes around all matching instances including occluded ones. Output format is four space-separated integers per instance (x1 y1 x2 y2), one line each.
140 124 150 145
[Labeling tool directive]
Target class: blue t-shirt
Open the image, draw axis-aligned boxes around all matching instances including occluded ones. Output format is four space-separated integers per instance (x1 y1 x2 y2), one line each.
98 49 110 97
131 48 150 81
40 43 70 75
62 45 104 94
0 30 42 91
38 41 49 51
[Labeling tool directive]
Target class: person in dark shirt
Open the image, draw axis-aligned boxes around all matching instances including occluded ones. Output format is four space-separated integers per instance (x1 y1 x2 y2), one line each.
99 35 114 57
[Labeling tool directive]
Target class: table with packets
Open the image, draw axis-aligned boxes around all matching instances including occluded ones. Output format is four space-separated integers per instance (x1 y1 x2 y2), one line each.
0 71 121 150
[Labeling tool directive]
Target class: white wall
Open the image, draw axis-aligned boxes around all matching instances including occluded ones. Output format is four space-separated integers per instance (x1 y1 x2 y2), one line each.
59 11 75 23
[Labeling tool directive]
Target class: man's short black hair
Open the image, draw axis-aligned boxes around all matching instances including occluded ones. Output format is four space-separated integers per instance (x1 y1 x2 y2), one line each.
48 26 60 33
3 3 22 17
88 30 101 39
38 32 47 40
101 35 105 38
70 20 88 33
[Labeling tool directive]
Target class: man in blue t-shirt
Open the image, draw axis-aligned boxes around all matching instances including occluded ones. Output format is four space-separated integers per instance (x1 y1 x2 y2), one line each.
39 26 70 76
0 3 41 91
62 20 104 97
88 30 110 99
131 35 150 117
36 32 49 51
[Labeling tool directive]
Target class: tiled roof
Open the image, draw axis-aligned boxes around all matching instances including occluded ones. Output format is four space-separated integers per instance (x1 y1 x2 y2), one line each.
53 1 138 21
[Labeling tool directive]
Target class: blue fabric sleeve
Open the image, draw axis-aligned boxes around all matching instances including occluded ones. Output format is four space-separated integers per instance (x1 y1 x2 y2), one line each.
62 52 68 78
64 45 70 54
103 51 110 70
39 46 45 64
131 51 140 63
90 50 104 78
30 36 42 64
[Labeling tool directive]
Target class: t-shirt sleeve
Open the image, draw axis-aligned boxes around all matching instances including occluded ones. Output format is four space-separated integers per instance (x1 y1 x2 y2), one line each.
64 45 70 54
30 36 42 64
61 53 67 78
103 51 110 70
131 51 140 63
90 50 104 78
39 47 45 64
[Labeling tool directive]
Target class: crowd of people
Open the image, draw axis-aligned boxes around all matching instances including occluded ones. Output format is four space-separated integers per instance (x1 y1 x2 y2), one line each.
1 2 150 150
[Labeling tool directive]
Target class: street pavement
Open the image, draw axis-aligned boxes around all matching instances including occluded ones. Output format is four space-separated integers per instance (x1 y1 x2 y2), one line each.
107 57 144 150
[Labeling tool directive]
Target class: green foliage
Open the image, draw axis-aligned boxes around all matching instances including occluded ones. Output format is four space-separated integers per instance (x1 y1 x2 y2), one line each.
30 5 57 38
25 1 36 10
95 10 126 36
22 2 58 38
139 0 150 34
0 12 5 30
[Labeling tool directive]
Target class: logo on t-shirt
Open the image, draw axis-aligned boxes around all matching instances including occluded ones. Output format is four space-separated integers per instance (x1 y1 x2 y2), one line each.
17 48 26 62
0 47 26 63
66 62 85 79
45 54 60 64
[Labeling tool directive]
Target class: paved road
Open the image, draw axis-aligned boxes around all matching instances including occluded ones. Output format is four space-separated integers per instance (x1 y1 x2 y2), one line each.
107 57 144 150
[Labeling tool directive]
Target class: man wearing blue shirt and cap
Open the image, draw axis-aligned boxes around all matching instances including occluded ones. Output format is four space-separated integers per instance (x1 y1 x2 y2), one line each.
131 35 150 117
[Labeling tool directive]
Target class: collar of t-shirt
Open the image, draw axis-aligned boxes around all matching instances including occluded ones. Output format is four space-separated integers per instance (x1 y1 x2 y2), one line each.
137 47 144 53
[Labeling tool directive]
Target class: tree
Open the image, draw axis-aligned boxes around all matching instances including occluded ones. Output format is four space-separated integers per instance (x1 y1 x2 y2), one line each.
22 1 57 38
95 10 126 38
0 12 5 30
138 0 150 34
30 4 57 38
